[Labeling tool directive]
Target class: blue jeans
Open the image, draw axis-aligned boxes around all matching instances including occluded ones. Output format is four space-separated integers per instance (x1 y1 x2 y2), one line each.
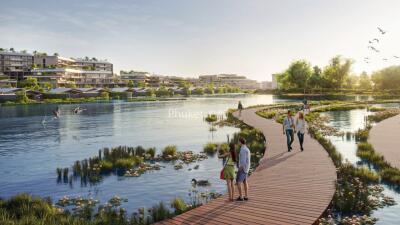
297 131 304 149
285 129 294 150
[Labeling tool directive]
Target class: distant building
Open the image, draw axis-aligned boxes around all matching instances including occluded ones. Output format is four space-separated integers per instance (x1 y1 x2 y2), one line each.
271 74 279 89
260 81 273 90
199 74 259 90
0 51 33 81
28 55 118 88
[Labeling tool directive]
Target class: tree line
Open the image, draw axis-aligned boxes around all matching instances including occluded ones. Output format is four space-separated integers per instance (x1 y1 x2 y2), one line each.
276 56 400 92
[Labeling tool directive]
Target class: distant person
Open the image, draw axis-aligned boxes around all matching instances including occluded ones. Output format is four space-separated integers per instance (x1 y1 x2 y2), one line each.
238 101 243 116
218 143 237 201
236 137 250 201
283 110 295 152
296 112 306 151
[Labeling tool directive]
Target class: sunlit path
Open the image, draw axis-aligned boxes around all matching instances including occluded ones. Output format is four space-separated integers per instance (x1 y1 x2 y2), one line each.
369 115 400 169
157 107 336 225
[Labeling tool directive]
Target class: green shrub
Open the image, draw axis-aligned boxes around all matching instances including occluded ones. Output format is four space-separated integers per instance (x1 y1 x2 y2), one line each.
146 147 156 158
203 143 217 154
355 128 369 142
170 197 187 214
162 145 177 157
256 110 276 119
99 160 113 172
205 114 217 123
114 158 135 170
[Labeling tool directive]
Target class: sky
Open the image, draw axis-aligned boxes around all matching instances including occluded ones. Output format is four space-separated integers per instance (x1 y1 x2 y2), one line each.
1 0 400 81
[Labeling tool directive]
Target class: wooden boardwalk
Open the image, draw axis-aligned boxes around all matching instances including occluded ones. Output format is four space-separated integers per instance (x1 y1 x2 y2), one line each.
157 108 336 225
369 114 400 169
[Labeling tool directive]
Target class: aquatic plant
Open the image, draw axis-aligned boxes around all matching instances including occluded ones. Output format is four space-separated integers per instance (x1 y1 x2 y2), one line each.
203 143 218 154
355 128 369 142
162 145 177 159
170 197 187 214
368 109 400 123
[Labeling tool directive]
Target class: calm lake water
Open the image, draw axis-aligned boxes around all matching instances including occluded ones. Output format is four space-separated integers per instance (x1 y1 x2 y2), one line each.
0 94 291 213
322 106 400 225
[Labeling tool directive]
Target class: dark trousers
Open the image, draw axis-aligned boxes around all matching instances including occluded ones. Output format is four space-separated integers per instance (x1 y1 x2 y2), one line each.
297 132 304 149
285 129 294 150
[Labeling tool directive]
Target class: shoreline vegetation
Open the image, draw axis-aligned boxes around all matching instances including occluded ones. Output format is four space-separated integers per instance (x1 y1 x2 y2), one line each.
255 101 399 224
0 105 264 225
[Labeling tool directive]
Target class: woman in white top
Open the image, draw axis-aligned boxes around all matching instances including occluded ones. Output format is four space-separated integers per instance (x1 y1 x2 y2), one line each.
296 112 306 151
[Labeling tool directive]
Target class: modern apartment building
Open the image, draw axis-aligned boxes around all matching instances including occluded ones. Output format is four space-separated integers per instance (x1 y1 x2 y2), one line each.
0 51 33 81
199 74 260 90
271 74 279 89
28 55 118 88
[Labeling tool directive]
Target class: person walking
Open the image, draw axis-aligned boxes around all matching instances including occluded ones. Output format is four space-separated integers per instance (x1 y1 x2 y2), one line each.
296 112 306 151
238 101 243 117
283 110 295 152
236 137 250 201
218 143 237 201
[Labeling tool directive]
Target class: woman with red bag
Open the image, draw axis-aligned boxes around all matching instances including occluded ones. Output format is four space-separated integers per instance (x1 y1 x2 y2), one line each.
218 143 237 201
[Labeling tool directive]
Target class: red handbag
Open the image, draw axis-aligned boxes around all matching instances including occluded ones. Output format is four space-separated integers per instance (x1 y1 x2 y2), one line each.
220 156 229 180
220 169 225 180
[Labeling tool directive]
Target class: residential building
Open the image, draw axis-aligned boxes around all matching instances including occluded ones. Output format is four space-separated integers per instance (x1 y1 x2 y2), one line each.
199 74 260 90
28 55 119 88
271 74 279 89
0 50 33 81
260 81 273 90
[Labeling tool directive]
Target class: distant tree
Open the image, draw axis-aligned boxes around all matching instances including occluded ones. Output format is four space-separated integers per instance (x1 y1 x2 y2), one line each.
343 75 358 89
358 72 372 90
127 80 134 88
286 60 312 92
322 56 353 89
372 66 400 90
65 83 77 88
308 66 323 90
137 81 146 88
21 50 27 53
100 91 109 99
147 88 156 97
42 82 53 91
15 90 29 103
17 77 39 90
53 53 59 56
10 47 15 52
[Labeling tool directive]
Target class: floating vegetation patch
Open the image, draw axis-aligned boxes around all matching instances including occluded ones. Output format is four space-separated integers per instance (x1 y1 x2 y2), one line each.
57 145 208 187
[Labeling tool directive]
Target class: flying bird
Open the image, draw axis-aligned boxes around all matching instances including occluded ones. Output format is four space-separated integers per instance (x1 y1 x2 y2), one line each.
377 27 386 34
382 58 388 61
394 55 399 59
52 107 60 119
368 46 380 52
368 40 373 44
373 38 379 43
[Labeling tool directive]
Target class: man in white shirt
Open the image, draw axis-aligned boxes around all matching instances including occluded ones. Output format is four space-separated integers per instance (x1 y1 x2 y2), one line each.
236 137 250 201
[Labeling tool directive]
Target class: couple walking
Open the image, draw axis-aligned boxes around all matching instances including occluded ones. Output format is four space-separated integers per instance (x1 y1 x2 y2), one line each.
219 137 250 202
283 110 307 152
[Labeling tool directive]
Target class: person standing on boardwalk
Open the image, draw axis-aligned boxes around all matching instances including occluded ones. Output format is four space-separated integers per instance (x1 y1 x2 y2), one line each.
236 137 250 201
296 112 306 151
238 101 243 117
283 110 295 152
218 143 237 201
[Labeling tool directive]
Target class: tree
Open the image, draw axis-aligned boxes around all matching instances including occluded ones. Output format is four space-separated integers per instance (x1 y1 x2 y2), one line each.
15 90 29 103
343 75 358 89
17 77 39 89
358 72 372 90
322 56 353 89
127 80 134 88
53 53 59 56
308 66 323 90
275 60 312 92
65 83 77 88
137 81 146 88
372 66 400 90
42 82 53 91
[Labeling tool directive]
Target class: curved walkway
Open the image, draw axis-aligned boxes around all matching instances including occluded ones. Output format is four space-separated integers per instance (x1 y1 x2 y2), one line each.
369 114 400 169
158 108 336 225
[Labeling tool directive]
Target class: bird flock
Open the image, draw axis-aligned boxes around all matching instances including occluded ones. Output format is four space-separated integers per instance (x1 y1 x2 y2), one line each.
364 27 399 64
